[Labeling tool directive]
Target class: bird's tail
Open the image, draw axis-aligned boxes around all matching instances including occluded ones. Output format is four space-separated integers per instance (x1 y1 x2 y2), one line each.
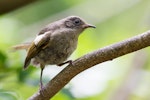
11 43 31 51
11 42 32 69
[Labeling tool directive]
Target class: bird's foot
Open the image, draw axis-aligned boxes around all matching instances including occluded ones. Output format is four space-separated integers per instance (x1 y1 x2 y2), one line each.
39 83 46 97
57 60 73 66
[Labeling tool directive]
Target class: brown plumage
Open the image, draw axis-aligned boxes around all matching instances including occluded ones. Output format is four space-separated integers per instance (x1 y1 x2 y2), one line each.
24 32 50 69
13 16 96 92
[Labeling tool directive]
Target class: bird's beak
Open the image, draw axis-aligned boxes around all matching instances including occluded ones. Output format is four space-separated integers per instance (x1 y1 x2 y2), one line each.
82 24 96 29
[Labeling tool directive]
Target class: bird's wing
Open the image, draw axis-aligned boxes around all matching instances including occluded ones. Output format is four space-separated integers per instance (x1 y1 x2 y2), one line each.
24 32 51 69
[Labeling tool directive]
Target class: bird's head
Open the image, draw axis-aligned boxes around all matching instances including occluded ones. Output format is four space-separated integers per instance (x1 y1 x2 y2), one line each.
63 16 96 33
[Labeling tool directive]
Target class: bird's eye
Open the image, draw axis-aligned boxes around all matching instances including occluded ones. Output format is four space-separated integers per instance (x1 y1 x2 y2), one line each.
74 19 81 25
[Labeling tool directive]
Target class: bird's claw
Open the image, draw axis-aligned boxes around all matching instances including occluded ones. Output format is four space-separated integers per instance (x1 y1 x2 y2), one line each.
57 60 73 66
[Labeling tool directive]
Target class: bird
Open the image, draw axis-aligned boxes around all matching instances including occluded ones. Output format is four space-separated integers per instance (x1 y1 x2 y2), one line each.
13 16 96 91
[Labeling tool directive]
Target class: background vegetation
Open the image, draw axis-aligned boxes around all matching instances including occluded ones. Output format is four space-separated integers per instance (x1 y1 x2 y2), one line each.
0 0 150 100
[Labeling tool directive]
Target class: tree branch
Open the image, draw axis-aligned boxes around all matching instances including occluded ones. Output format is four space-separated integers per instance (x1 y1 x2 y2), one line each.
0 0 37 15
28 30 150 100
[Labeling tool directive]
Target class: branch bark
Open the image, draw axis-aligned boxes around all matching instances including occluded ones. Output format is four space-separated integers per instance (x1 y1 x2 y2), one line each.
29 30 150 100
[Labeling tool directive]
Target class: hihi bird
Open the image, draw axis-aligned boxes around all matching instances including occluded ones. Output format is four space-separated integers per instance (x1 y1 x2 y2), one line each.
13 16 96 91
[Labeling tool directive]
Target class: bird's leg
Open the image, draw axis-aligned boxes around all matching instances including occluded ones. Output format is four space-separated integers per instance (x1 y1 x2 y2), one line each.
39 65 45 92
39 64 47 97
57 60 73 66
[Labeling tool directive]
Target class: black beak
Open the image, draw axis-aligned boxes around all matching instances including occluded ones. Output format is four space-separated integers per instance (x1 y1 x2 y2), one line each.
83 24 96 29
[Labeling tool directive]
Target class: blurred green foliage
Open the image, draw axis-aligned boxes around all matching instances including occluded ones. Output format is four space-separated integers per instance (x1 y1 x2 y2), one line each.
0 0 150 100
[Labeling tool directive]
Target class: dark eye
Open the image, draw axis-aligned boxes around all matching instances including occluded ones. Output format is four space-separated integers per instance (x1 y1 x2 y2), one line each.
74 19 81 25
